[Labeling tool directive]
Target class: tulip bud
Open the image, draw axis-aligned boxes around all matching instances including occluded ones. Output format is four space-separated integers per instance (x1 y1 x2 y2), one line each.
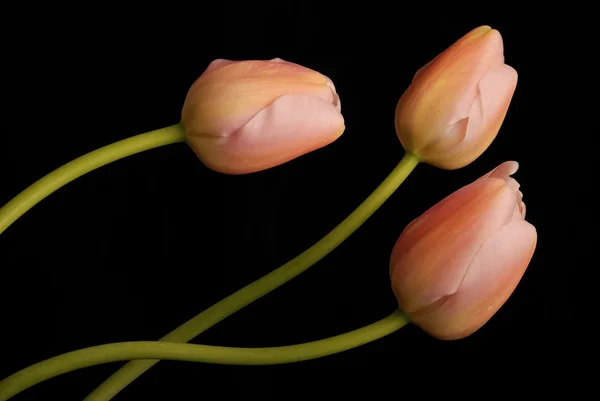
394 26 518 170
181 58 344 174
389 161 537 340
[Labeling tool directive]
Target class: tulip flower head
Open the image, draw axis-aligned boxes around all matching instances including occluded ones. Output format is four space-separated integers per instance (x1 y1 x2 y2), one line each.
181 58 344 174
389 161 537 340
395 26 518 170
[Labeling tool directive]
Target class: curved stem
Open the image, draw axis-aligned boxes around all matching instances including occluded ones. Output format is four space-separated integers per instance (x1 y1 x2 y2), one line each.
86 152 420 401
0 311 409 401
1 126 419 399
0 124 186 235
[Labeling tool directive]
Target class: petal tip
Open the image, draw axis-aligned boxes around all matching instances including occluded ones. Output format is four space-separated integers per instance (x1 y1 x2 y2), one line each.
489 161 519 179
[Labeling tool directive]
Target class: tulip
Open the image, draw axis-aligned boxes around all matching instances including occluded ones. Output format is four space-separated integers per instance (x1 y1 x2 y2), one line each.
389 161 537 340
394 26 518 170
181 58 344 174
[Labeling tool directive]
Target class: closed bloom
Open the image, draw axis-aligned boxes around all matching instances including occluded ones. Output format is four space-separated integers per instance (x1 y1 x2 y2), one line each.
389 161 537 340
394 26 518 170
181 58 344 174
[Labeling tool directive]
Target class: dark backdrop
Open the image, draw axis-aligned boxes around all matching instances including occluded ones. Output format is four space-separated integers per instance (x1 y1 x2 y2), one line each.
0 7 579 400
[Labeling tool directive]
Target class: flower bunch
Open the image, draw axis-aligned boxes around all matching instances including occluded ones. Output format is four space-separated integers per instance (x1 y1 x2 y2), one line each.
0 26 536 401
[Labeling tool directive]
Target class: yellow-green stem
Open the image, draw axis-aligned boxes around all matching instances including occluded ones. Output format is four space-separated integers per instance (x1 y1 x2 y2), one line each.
84 152 419 401
0 124 186 235
0 311 408 401
0 125 419 400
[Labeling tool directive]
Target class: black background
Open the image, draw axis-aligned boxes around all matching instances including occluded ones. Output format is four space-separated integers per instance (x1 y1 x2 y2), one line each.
0 7 583 400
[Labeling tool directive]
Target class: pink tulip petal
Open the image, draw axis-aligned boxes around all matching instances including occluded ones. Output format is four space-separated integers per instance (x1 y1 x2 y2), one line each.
325 77 341 112
391 178 518 313
182 60 333 139
268 59 340 111
412 219 537 340
427 63 518 169
203 58 235 74
411 53 440 83
414 28 504 136
464 64 518 147
479 161 525 218
480 160 519 181
391 179 499 260
192 93 344 174
395 27 516 170
444 29 505 123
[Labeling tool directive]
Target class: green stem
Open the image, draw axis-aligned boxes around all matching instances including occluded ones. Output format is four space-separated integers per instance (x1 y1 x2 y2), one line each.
85 152 420 401
0 124 186 235
0 311 409 401
0 125 419 399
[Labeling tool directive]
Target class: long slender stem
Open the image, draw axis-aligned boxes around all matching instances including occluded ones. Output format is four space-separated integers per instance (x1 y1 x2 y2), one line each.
85 152 420 401
0 311 409 401
0 126 419 399
0 124 186 235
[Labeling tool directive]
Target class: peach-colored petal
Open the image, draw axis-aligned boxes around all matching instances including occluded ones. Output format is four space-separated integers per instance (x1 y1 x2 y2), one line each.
481 160 519 181
182 60 330 138
394 26 516 170
420 63 518 170
410 26 492 84
467 64 518 142
479 160 525 218
269 62 340 111
391 179 500 261
411 219 537 340
325 77 341 112
405 28 504 143
437 30 505 128
203 58 235 74
440 64 518 169
187 93 344 174
268 59 340 111
391 178 517 313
